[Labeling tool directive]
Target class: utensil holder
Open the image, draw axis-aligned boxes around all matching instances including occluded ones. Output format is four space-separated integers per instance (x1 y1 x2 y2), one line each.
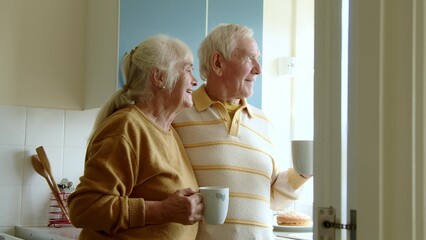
48 191 71 227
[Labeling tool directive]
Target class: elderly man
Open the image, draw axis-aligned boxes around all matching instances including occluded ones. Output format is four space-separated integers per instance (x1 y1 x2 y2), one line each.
173 24 310 240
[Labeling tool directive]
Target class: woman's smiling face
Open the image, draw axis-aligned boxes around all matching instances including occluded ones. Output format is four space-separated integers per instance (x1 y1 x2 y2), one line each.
170 61 198 112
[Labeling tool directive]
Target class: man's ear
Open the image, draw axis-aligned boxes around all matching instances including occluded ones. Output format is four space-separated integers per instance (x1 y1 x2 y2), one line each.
211 51 223 76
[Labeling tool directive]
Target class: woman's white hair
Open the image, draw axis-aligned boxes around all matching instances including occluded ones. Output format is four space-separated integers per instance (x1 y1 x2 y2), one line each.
91 35 193 133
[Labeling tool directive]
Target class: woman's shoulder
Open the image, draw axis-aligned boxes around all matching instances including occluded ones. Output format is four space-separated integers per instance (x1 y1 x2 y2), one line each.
95 106 146 135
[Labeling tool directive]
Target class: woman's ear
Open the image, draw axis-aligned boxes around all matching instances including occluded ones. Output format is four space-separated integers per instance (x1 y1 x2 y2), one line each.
211 51 223 76
151 67 165 88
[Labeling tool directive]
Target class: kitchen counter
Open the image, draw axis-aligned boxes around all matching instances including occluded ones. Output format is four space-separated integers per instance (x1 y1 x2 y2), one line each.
15 225 312 240
274 231 313 240
15 226 80 240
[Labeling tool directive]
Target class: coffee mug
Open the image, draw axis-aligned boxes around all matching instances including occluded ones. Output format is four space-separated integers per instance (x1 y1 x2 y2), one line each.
291 140 313 175
199 186 229 224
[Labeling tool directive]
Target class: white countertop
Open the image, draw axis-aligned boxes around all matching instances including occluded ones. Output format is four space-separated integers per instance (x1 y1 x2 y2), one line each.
15 225 312 240
274 232 313 240
15 226 80 240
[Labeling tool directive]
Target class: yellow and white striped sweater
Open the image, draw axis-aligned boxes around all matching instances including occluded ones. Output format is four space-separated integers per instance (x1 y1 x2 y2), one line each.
173 85 307 240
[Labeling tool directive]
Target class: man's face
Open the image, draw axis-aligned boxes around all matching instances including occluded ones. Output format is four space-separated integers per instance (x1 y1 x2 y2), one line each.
220 37 262 101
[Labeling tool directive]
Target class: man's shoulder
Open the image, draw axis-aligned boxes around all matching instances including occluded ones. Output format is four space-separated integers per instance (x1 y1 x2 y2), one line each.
174 106 199 123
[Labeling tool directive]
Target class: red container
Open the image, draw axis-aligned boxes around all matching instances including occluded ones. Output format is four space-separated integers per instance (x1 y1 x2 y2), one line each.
48 192 71 227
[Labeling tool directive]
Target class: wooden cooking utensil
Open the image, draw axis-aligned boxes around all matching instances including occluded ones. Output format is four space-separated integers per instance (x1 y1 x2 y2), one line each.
31 153 70 222
35 147 67 208
35 146 60 194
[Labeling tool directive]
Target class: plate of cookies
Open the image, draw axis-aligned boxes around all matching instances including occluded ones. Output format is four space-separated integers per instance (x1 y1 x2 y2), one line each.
273 210 313 232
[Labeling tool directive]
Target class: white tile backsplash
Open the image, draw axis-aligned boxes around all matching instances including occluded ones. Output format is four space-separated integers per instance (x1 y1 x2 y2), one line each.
0 186 22 226
25 108 65 147
63 147 86 187
0 105 26 145
0 105 97 228
64 109 97 147
20 186 51 226
0 146 25 186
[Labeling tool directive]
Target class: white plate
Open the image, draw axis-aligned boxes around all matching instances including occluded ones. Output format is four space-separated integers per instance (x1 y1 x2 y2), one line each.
275 232 313 240
273 223 313 232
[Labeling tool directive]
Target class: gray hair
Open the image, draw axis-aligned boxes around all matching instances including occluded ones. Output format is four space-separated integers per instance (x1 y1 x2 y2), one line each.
198 24 254 81
92 35 193 131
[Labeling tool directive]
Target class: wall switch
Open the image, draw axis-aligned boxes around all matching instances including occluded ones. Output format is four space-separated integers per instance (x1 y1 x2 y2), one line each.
278 57 295 76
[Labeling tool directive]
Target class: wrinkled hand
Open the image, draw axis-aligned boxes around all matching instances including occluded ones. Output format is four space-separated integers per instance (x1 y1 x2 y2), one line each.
161 188 204 225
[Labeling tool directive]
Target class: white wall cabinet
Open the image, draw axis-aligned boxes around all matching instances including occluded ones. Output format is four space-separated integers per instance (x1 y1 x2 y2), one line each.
84 0 119 109
0 0 119 110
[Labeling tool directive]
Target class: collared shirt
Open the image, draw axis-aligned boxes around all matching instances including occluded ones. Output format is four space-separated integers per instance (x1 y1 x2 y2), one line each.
173 85 307 240
192 84 254 136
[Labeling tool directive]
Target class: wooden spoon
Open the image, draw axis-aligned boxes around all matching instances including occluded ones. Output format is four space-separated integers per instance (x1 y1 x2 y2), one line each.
31 155 70 222
35 147 71 221
35 147 69 212
35 146 60 194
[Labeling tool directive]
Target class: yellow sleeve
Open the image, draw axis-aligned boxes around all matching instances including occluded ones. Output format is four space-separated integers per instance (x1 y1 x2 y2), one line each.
68 134 145 234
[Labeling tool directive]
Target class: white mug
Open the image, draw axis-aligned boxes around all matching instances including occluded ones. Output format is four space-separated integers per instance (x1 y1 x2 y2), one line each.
291 140 313 175
199 186 229 224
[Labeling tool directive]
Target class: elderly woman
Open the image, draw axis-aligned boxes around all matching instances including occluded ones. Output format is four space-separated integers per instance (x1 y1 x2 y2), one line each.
68 35 202 240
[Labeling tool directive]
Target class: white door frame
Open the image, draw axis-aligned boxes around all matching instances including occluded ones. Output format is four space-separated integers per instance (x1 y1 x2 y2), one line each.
314 0 425 239
313 0 344 239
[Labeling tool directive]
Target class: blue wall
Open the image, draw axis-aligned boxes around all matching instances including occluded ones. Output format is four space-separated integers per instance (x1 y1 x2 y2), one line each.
118 0 206 86
119 0 263 108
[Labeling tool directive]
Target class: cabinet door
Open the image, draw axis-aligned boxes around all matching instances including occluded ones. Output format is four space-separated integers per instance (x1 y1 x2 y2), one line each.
208 0 264 109
0 0 87 109
119 0 206 87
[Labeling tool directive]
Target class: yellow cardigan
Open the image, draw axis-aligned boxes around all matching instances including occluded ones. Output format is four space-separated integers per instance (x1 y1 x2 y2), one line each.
68 105 198 240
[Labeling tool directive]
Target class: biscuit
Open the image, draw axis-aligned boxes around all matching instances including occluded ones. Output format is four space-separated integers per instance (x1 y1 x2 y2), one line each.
276 211 311 226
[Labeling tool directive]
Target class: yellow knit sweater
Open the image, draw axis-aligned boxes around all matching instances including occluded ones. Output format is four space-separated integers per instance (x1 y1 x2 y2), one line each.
68 105 198 240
